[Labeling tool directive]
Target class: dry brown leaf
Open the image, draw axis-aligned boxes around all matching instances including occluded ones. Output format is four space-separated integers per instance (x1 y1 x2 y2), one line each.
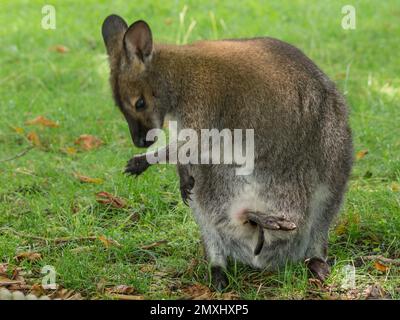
49 45 70 53
105 285 135 295
374 261 389 272
25 115 59 128
364 284 386 300
391 182 400 192
95 191 126 209
15 252 42 263
26 132 41 147
98 235 121 248
182 283 214 300
61 147 77 155
220 291 239 300
0 263 7 275
13 127 25 134
356 149 369 160
74 134 103 151
74 173 103 184
30 283 46 296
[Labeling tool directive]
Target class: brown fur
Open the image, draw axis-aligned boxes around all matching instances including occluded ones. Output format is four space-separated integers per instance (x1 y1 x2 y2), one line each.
102 16 353 290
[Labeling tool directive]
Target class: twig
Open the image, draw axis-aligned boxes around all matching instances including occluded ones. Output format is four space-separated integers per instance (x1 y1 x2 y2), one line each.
140 240 168 250
361 255 400 266
0 227 97 244
109 294 144 300
0 147 33 163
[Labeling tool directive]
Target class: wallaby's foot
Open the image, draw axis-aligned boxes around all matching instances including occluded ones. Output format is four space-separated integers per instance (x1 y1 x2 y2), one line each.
305 257 331 282
246 211 297 231
210 266 228 291
180 175 194 206
125 154 151 176
245 211 297 255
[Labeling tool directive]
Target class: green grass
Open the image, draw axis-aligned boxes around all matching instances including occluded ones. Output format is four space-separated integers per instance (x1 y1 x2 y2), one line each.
0 0 399 299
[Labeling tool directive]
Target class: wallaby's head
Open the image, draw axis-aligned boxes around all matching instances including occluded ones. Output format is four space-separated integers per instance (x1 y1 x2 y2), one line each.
102 15 166 148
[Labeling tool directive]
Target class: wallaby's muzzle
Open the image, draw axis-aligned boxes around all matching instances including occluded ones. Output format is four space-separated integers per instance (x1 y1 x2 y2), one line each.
127 118 155 148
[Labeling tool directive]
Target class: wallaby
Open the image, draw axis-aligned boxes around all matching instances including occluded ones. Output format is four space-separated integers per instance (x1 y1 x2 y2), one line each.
102 15 353 290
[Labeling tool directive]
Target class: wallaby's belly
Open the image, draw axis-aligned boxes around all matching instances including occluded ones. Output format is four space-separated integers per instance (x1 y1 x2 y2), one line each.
189 167 332 269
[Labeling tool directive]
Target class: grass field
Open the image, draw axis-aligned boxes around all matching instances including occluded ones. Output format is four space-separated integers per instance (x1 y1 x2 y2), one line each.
0 0 399 299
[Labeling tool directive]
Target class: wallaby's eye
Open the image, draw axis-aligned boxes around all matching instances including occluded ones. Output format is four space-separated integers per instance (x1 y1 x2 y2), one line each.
135 97 146 111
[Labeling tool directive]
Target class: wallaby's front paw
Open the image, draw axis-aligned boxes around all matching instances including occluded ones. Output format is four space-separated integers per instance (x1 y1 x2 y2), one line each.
210 266 228 292
180 175 194 206
124 155 150 176
305 257 331 282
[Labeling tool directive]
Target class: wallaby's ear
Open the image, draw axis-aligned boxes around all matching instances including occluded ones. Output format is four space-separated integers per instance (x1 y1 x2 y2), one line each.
102 14 128 55
123 20 153 63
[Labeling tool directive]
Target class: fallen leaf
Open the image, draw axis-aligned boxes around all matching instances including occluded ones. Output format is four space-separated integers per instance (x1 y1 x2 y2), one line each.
220 291 239 300
98 235 121 248
25 115 59 128
0 263 7 275
74 134 103 151
26 132 41 147
55 289 74 299
356 149 369 160
391 182 400 192
95 192 126 209
364 284 386 300
31 283 46 296
61 147 77 155
15 252 42 263
74 173 103 184
13 127 24 134
182 283 214 300
49 45 70 53
105 285 135 295
374 261 389 272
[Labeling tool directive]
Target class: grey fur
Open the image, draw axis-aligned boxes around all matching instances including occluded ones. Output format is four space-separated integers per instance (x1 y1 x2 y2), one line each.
102 17 353 285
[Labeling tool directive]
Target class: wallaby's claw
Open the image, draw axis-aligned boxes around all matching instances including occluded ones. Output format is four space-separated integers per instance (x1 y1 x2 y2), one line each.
125 155 151 177
180 175 194 206
181 189 192 206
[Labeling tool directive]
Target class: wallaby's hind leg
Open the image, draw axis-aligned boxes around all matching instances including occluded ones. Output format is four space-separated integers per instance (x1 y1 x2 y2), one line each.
305 229 331 281
209 266 228 292
202 231 228 291
304 187 345 282
195 216 228 291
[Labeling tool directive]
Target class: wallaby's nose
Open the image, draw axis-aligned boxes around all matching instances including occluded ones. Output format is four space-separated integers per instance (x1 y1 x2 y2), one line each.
135 136 154 148
135 136 146 148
